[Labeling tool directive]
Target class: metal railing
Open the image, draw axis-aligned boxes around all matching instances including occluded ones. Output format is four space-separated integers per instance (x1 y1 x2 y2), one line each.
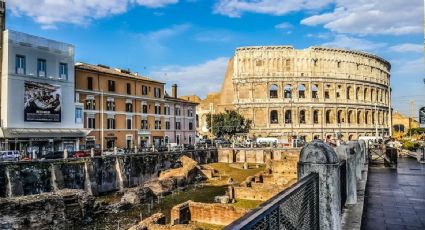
225 173 319 230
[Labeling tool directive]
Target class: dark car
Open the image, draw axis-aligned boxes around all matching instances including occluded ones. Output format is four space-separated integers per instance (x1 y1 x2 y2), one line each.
43 151 76 159
183 144 195 150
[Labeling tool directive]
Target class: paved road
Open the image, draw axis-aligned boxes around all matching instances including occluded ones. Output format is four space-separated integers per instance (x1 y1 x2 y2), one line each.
362 157 425 230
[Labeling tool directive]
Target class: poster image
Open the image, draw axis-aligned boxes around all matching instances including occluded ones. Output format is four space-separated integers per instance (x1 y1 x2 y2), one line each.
24 81 61 122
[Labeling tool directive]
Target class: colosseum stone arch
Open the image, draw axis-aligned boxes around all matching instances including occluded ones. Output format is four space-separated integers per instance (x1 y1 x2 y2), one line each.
196 46 392 142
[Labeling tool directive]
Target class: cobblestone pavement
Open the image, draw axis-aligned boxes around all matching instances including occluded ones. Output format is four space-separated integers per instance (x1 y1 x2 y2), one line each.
362 157 425 230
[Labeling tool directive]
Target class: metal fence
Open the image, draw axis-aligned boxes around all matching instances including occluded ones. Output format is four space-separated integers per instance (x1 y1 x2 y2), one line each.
225 173 319 230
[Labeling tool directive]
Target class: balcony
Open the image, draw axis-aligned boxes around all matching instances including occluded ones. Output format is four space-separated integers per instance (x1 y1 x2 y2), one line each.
138 129 150 135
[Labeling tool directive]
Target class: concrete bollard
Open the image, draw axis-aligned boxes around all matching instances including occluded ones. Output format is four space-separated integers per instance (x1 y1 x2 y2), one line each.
349 141 362 181
63 149 68 159
90 148 94 157
298 140 341 230
114 147 118 155
134 145 138 154
336 144 357 205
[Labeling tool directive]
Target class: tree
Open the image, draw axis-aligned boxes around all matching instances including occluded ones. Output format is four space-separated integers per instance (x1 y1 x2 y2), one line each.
206 110 251 139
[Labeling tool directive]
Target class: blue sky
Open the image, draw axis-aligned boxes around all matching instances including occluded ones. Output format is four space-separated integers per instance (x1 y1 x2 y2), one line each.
7 0 425 117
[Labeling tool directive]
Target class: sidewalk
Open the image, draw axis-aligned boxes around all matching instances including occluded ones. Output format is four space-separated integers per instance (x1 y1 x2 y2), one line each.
361 157 425 230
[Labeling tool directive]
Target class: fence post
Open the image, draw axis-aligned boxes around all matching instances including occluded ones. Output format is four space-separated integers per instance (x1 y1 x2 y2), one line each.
298 140 341 230
349 141 362 180
336 144 357 205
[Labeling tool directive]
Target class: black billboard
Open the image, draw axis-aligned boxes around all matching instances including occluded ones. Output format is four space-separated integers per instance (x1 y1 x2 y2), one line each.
24 81 61 122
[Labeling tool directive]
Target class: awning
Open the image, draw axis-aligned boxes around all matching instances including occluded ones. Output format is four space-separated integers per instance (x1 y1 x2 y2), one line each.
0 128 92 138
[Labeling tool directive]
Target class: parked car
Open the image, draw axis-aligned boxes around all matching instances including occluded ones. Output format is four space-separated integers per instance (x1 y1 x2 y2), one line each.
0 151 20 161
74 150 90 158
183 144 195 150
167 143 183 151
198 139 212 145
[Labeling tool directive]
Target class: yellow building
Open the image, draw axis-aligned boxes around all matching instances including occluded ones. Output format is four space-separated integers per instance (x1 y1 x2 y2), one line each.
391 111 419 139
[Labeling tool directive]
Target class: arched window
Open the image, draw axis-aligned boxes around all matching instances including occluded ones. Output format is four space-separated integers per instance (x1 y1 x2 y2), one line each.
285 110 292 124
337 110 344 123
348 110 353 124
298 84 306 99
312 84 319 99
324 84 331 99
364 88 368 101
371 89 375 102
365 111 369 124
270 110 278 124
313 110 319 124
372 111 375 124
348 135 353 141
299 110 306 124
269 84 278 98
346 86 351 99
357 111 361 124
356 87 360 100
326 110 332 124
284 85 292 98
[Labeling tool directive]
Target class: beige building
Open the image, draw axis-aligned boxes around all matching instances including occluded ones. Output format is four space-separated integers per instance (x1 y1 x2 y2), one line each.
192 46 392 142
392 111 419 138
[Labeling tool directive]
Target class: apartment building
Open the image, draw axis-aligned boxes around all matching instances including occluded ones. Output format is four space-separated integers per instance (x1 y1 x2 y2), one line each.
164 84 197 146
0 30 87 153
75 63 166 150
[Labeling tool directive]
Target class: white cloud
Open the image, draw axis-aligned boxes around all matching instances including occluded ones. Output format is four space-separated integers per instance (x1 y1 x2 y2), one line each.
322 35 386 51
8 0 178 28
275 22 293 29
150 57 229 98
301 0 423 35
137 24 191 53
389 43 424 53
392 58 424 76
214 0 334 17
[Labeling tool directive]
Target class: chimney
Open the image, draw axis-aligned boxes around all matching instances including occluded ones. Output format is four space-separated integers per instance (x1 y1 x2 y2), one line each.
172 84 177 98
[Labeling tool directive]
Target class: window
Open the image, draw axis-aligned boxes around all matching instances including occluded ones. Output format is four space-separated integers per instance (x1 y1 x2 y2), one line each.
141 119 148 129
59 63 68 80
188 109 194 117
166 121 171 130
346 86 351 99
357 111 361 124
37 59 46 77
285 110 292 124
364 88 368 101
284 85 292 98
298 84 305 99
107 100 115 111
126 102 133 112
337 110 343 124
313 110 319 124
337 61 341 68
155 104 161 114
154 88 161 98
348 111 353 124
88 117 95 129
270 110 278 124
175 121 181 130
142 104 148 114
175 107 181 116
108 80 115 92
393 124 405 132
85 99 95 110
164 106 170 115
165 136 169 144
126 118 132 129
155 120 161 130
326 110 332 124
365 111 369 124
126 83 131 94
15 55 26 75
107 118 115 129
312 84 318 99
189 122 193 130
75 107 83 124
299 110 306 124
356 87 360 100
142 85 148 95
269 84 278 98
87 77 93 90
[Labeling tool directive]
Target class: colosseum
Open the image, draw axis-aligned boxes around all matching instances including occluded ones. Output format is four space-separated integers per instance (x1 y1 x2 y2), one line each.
183 46 392 142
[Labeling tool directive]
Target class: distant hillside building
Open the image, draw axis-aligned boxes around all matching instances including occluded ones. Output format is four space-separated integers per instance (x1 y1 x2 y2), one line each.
392 111 419 138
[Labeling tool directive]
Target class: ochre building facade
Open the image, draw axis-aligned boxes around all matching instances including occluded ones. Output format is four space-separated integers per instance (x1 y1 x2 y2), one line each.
193 46 392 142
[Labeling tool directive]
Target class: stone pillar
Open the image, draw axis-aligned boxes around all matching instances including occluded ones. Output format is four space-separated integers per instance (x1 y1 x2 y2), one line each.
114 147 118 155
63 149 68 159
134 145 138 154
336 144 357 205
349 141 362 180
84 161 98 196
298 140 341 230
90 148 94 158
358 140 367 165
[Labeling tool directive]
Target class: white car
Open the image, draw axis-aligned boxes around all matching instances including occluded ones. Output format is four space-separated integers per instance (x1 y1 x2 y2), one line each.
0 151 20 161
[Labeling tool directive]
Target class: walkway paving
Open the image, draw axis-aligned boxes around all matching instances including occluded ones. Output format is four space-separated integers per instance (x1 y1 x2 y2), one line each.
362 157 425 230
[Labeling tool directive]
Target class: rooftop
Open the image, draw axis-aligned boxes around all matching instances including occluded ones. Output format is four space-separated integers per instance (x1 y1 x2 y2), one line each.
75 62 164 84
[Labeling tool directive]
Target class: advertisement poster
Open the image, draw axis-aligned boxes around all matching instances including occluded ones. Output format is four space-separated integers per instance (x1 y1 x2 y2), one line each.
24 81 61 122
